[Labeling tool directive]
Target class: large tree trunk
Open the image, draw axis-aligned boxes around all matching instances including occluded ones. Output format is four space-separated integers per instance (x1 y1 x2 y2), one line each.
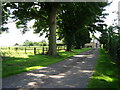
64 30 74 52
48 3 57 56
66 44 72 51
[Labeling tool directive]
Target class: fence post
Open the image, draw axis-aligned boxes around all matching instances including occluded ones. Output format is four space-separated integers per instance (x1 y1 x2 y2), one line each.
25 48 26 54
34 47 36 55
42 47 44 55
64 45 65 50
46 47 48 52
58 47 59 52
46 47 48 54
15 47 18 52
8 47 10 50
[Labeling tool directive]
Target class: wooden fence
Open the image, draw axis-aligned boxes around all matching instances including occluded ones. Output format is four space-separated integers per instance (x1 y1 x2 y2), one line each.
32 46 66 55
0 45 66 55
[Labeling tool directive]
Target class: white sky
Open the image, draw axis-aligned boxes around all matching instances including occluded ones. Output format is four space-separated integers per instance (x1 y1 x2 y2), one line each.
0 0 119 46
0 20 47 46
104 0 118 26
94 0 119 38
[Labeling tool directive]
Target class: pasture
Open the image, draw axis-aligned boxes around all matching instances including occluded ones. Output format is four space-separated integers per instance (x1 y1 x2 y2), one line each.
0 45 65 57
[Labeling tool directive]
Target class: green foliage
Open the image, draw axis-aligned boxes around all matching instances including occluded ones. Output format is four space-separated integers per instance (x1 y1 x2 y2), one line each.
117 35 120 60
99 26 120 60
10 2 48 34
2 2 60 56
23 40 47 46
2 2 108 55
109 34 119 57
57 2 108 51
23 40 34 46
99 29 109 50
14 43 19 46
87 49 120 88
0 3 10 34
74 28 91 49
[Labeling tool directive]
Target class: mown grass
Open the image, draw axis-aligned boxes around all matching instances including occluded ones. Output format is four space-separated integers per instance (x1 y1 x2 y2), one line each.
2 48 91 78
87 48 120 88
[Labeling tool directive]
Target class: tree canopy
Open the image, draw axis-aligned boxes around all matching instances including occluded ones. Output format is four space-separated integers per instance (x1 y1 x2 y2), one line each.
57 2 108 51
1 2 108 55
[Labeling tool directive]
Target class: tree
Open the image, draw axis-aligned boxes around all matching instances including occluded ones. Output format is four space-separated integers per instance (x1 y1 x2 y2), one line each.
14 43 19 46
41 40 47 46
23 40 33 46
46 3 59 55
59 3 77 51
0 3 9 34
117 35 120 61
2 2 108 54
99 29 109 50
2 2 59 56
74 28 91 49
99 26 120 61
57 2 108 51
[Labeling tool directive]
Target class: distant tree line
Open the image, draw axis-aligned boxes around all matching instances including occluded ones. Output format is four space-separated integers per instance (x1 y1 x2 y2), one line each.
23 40 47 46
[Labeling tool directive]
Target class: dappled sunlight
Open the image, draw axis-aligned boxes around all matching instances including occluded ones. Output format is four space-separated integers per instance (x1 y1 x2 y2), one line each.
28 82 37 86
14 59 27 62
2 48 91 78
91 74 115 82
26 73 46 77
25 66 43 71
27 80 45 87
49 73 65 79
3 48 98 88
73 54 94 58
59 50 66 52
58 49 91 57
79 70 94 73
68 59 73 61
87 55 94 58
38 67 48 69
60 53 67 56
74 55 86 57
110 61 116 65
81 61 85 63
76 62 81 64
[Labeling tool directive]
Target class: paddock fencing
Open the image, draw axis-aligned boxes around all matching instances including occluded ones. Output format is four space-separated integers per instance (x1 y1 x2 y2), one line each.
0 45 66 56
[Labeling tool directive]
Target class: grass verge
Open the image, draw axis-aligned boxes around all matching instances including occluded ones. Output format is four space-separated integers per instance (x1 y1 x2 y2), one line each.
2 48 90 78
87 48 120 88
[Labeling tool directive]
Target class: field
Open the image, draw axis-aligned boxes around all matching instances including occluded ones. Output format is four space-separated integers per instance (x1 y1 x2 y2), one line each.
1 46 91 78
0 46 65 57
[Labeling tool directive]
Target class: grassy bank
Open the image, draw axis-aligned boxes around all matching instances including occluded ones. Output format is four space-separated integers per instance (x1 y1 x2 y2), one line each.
87 48 119 88
2 48 90 78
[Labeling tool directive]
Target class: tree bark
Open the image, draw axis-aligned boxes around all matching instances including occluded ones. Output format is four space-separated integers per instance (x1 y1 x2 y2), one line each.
66 45 72 51
48 3 57 56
